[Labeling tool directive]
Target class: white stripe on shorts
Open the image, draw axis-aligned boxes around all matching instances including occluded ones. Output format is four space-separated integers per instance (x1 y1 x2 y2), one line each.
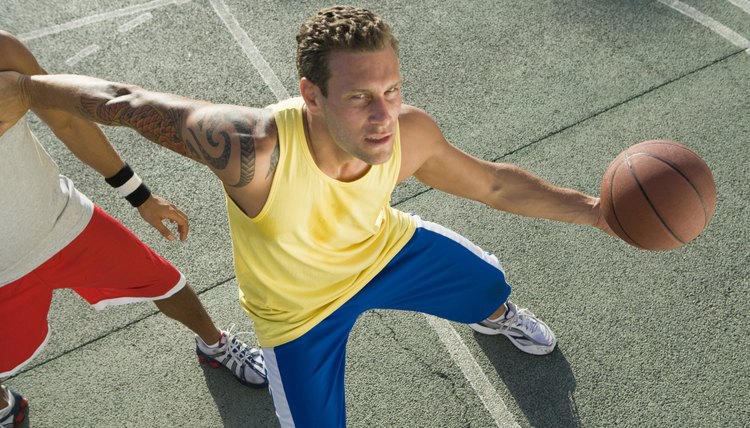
413 215 506 275
90 273 186 310
263 347 295 428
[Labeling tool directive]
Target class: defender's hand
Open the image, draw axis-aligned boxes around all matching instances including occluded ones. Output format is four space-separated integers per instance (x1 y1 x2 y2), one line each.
136 194 189 241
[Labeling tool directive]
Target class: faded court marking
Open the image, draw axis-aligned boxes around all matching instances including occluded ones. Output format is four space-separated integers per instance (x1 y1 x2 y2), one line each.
19 0 189 42
425 315 520 428
727 0 750 16
658 0 750 56
208 0 289 101
65 44 101 66
118 12 153 33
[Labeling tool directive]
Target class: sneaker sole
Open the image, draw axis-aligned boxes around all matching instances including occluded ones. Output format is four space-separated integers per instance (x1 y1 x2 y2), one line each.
196 353 269 389
469 323 557 356
468 322 504 336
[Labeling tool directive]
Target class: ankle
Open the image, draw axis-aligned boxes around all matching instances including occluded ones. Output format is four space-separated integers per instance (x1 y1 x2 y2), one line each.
197 329 223 348
487 303 509 322
197 331 226 351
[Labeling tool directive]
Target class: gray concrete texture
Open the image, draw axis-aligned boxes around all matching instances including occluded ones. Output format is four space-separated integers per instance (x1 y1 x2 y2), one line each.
2 0 749 427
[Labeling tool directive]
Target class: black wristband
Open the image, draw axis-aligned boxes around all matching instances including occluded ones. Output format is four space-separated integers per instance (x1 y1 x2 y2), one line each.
105 163 151 207
125 183 152 207
105 164 135 188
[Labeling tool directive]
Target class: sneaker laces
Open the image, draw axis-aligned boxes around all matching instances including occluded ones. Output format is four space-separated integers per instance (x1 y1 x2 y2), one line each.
221 324 263 367
504 306 540 335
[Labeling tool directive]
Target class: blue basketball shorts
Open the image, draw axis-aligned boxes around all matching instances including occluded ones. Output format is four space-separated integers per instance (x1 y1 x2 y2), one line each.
263 217 512 428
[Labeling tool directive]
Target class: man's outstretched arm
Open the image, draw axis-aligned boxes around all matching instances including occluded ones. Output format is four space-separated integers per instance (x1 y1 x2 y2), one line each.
3 71 275 189
399 105 613 235
0 32 188 240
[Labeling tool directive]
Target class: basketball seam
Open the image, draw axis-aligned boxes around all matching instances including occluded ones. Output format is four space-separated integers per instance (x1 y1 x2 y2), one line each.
639 151 711 229
608 163 642 248
625 152 687 246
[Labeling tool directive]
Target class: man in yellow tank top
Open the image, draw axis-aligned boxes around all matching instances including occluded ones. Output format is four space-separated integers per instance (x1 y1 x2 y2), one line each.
0 6 614 427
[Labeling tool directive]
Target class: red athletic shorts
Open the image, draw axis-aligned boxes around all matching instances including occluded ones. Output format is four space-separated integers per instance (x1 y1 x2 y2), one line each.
0 206 185 377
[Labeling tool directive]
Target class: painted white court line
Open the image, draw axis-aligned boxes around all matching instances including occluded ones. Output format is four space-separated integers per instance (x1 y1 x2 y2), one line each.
727 0 750 16
65 44 101 66
18 0 187 42
657 0 750 55
118 12 153 33
425 315 520 428
208 0 289 101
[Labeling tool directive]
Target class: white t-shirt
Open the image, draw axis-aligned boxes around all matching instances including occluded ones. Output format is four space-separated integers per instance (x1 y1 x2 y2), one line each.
0 118 93 286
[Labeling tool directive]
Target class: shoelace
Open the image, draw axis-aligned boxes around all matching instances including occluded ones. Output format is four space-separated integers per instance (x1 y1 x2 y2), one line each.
227 337 262 364
507 308 540 335
223 324 263 366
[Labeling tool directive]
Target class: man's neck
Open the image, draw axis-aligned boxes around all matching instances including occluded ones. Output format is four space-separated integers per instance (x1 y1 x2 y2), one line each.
302 105 370 182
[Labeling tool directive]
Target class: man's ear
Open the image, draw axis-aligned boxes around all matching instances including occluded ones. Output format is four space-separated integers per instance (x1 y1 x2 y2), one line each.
300 77 323 114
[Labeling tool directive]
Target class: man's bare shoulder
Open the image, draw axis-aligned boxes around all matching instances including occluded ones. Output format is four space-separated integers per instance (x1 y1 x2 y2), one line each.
398 103 444 146
255 107 279 154
192 103 276 134
186 103 278 154
398 103 432 125
170 102 278 187
396 104 448 181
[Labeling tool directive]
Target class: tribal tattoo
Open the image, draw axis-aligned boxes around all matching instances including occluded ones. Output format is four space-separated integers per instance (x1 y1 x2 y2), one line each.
79 92 258 188
186 114 256 188
79 94 193 159
267 138 280 179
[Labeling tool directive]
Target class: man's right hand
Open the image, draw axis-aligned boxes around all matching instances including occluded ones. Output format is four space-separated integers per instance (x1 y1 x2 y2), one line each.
0 71 29 136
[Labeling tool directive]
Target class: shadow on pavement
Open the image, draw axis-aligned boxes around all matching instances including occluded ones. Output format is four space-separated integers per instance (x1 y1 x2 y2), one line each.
200 364 279 428
474 333 580 428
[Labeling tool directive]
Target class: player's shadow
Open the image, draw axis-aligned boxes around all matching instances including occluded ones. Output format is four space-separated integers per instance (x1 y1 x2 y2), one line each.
474 333 581 428
200 364 279 428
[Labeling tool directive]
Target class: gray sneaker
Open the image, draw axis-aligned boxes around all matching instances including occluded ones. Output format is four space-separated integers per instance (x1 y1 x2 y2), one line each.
469 300 557 355
196 328 268 388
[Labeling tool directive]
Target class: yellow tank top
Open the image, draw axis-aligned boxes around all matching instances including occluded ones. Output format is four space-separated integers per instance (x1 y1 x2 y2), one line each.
226 97 417 347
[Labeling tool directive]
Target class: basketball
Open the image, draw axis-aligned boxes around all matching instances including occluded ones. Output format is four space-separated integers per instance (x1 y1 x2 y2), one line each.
600 140 716 251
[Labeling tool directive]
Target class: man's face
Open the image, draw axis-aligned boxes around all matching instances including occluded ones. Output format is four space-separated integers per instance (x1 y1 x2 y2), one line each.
317 47 402 166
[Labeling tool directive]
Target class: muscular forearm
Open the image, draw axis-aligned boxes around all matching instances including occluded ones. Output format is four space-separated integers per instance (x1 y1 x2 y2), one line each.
32 104 125 177
22 74 127 119
21 74 203 161
55 119 125 177
7 71 276 190
488 164 599 226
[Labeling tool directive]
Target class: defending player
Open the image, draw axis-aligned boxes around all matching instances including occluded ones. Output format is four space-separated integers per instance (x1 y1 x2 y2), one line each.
0 31 266 427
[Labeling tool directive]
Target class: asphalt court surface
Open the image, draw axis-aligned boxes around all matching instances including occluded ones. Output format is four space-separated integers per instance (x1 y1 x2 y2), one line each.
2 0 749 427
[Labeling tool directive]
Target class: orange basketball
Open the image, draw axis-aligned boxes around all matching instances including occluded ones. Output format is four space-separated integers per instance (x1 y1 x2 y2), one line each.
600 140 716 251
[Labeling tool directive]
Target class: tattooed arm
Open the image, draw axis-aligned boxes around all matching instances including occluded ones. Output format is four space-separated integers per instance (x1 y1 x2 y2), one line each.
9 73 276 189
0 34 190 240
